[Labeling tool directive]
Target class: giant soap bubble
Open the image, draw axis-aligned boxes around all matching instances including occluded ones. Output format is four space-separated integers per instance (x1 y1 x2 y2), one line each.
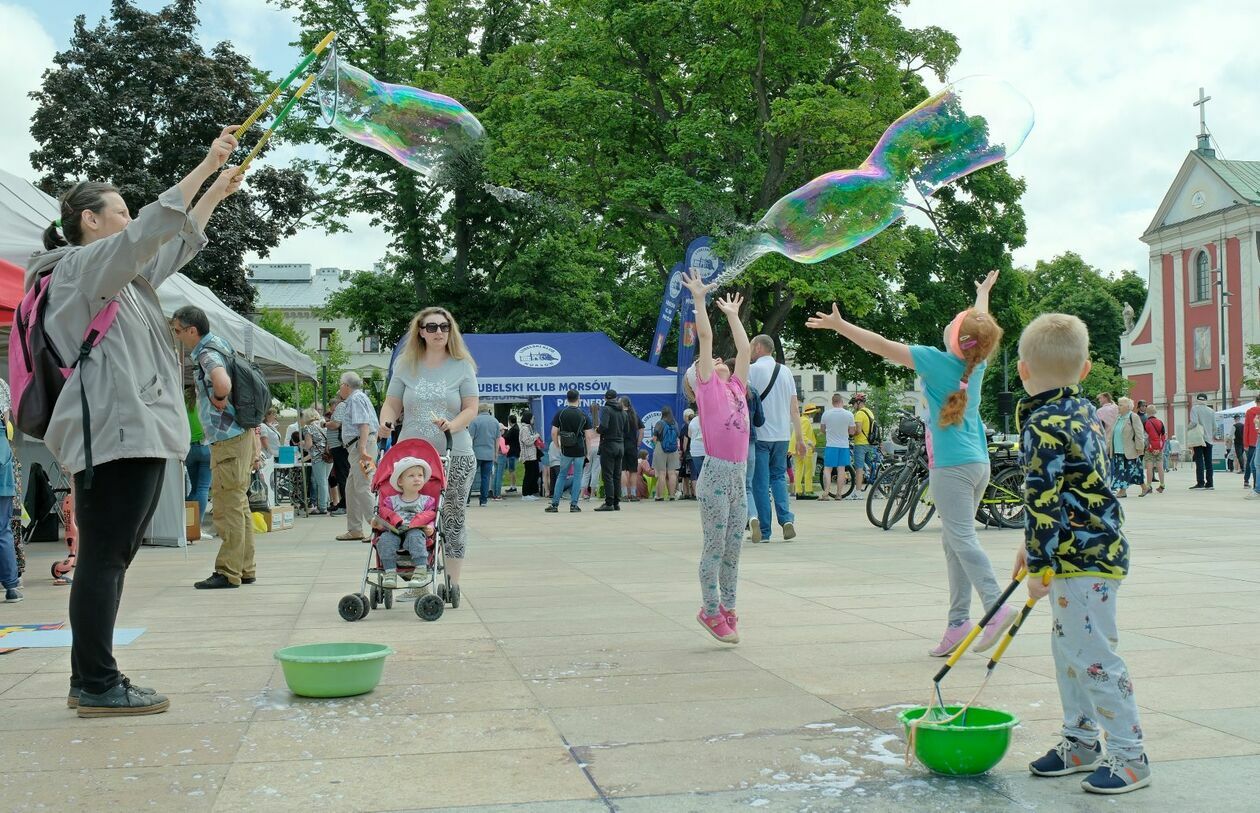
714 76 1033 285
316 46 485 178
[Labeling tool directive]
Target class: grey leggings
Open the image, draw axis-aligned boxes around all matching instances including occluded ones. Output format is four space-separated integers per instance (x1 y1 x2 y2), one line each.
697 457 747 615
929 462 1001 625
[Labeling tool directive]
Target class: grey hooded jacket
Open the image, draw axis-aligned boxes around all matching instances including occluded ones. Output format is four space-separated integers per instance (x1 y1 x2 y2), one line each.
24 186 202 474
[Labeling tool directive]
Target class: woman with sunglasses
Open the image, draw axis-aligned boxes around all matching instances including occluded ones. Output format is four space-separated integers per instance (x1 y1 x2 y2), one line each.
379 308 479 605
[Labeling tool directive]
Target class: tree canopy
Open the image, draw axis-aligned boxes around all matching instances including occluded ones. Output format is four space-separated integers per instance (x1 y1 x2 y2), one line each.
29 0 318 313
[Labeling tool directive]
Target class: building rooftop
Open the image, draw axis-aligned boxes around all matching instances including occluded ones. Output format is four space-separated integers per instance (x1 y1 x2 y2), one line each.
248 264 347 310
1203 157 1260 204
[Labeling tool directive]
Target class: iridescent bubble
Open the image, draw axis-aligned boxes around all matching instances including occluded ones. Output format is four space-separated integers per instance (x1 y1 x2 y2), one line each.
316 46 485 178
715 75 1033 284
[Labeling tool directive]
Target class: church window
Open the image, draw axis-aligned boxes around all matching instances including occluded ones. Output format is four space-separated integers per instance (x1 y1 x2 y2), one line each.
1192 251 1211 303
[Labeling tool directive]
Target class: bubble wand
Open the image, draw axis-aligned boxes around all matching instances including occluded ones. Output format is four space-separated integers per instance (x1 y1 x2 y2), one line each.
239 74 317 171
237 31 336 141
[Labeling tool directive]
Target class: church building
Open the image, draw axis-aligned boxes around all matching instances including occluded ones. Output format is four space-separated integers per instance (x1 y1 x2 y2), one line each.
1120 94 1260 435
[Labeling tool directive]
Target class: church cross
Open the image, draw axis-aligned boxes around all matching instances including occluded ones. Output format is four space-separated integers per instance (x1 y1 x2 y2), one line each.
1194 87 1212 137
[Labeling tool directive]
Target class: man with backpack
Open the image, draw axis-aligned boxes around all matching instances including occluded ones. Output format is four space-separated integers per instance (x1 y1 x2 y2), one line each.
547 389 593 513
850 392 880 494
651 405 682 501
172 306 260 590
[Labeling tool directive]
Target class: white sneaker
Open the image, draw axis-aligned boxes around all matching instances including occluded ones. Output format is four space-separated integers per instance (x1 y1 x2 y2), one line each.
783 521 797 541
382 571 398 589
1244 492 1260 500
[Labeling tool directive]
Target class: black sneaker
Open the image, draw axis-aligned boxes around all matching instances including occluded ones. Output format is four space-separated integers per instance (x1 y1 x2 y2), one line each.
4 587 22 603
68 676 157 709
594 504 616 512
241 576 256 585
545 504 559 513
194 572 238 589
1189 484 1204 489
570 504 581 513
77 682 169 717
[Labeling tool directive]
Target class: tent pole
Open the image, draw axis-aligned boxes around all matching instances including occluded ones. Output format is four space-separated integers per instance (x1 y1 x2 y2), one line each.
296 372 309 518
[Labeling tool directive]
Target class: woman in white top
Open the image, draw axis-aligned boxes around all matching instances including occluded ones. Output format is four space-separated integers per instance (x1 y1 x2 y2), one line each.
518 411 542 500
378 307 478 602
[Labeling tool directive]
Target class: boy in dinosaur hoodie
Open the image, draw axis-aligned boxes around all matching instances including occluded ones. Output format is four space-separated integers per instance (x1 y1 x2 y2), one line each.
1012 313 1149 796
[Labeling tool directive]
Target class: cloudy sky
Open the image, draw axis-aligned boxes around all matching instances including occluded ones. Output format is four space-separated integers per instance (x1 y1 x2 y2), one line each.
4 1 1258 280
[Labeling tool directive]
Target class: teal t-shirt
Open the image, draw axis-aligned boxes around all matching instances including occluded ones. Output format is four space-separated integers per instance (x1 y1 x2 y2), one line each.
909 345 989 468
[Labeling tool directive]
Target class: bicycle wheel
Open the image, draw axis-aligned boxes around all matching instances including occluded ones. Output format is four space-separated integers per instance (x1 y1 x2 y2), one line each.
882 466 920 530
985 465 1027 529
838 465 857 499
865 465 901 528
907 477 936 531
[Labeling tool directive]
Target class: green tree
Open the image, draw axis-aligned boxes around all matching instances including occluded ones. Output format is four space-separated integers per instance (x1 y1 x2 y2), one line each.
1243 344 1260 391
1026 253 1127 369
29 0 318 313
1108 269 1148 317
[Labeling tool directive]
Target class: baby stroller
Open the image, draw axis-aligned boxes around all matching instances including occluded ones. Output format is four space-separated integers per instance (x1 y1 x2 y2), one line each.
338 437 454 623
22 462 77 584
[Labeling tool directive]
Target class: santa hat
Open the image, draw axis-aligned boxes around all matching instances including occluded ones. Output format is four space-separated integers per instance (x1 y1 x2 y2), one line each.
389 457 431 491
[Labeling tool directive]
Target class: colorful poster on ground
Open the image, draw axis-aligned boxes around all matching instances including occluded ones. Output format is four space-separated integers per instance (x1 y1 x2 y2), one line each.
0 622 64 654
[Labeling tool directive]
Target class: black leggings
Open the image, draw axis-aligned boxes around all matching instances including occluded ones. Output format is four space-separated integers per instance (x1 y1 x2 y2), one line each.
70 458 165 694
331 446 350 508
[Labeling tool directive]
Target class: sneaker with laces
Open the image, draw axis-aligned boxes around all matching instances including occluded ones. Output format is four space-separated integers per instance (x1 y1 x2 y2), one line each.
4 587 21 603
382 571 398 589
974 604 1018 652
1029 736 1103 776
697 609 738 644
77 682 169 717
68 676 157 709
1080 753 1151 794
719 605 739 635
782 521 797 541
928 621 975 657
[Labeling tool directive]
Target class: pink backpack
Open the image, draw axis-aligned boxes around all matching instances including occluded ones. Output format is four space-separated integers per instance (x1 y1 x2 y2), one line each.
8 268 119 487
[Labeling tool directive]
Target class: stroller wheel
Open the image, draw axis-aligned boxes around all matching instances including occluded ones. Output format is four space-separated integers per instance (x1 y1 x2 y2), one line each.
338 594 366 622
448 583 460 609
357 593 371 620
435 582 447 603
369 586 380 610
384 587 394 610
415 593 444 621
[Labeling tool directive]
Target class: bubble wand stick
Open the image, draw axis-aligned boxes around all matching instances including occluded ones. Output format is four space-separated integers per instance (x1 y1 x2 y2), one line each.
237 30 336 141
239 74 317 171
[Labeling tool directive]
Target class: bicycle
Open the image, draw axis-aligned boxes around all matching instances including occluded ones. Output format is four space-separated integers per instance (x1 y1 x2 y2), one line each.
904 436 1027 531
866 412 929 530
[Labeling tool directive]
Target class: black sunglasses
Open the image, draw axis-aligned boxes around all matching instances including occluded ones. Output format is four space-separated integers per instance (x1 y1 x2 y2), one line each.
422 322 451 334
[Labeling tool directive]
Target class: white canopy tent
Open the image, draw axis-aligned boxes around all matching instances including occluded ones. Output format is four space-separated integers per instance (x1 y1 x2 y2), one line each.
0 166 317 547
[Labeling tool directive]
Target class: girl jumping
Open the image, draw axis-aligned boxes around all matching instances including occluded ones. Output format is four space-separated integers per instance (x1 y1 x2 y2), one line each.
681 271 751 644
806 271 1015 656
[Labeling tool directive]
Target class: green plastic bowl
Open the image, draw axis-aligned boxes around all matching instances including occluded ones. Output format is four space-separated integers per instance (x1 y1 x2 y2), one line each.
899 705 1019 776
274 642 394 698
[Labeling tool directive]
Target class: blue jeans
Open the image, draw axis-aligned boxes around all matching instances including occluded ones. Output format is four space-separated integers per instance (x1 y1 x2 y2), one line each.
185 443 212 522
551 455 586 507
752 440 794 539
477 459 495 504
0 497 16 589
1246 446 1256 488
1252 447 1260 494
495 455 518 493
310 457 331 510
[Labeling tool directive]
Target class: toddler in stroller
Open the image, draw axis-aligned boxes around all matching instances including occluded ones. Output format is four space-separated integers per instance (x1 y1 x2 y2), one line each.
376 456 436 589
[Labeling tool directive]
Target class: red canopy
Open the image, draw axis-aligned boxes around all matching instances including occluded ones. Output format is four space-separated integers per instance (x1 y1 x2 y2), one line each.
0 259 23 327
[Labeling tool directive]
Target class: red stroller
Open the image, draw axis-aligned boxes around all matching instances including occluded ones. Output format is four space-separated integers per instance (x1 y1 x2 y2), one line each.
338 438 454 623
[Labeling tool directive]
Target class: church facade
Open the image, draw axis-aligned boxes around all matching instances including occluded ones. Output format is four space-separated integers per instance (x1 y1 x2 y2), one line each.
1120 143 1260 435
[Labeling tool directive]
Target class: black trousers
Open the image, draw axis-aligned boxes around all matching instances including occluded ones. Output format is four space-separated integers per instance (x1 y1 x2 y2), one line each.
601 444 624 506
70 458 165 694
331 446 350 509
1193 444 1214 487
523 460 540 497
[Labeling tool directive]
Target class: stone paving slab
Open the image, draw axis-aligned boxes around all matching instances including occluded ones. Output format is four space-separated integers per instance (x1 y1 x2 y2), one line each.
0 466 1257 810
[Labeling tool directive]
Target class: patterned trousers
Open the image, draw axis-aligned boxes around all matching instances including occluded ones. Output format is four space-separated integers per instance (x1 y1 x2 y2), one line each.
697 457 747 615
1051 577 1144 760
441 454 476 559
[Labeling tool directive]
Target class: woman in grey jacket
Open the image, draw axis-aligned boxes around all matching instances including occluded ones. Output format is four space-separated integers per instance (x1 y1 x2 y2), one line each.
29 126 244 717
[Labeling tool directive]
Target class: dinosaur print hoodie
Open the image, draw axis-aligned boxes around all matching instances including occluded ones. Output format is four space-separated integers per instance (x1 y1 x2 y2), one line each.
1016 385 1129 580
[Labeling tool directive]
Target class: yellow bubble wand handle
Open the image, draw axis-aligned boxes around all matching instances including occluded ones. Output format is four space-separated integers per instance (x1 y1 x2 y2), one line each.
239 74 317 172
237 31 335 142
986 570 1050 669
932 567 1027 684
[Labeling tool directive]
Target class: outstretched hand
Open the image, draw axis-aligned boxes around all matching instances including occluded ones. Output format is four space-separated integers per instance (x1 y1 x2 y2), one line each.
805 303 847 333
976 270 999 295
205 126 240 170
681 270 717 299
715 293 743 317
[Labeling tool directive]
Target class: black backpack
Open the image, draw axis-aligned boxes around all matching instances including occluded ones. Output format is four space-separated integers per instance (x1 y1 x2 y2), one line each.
860 407 883 445
196 346 271 430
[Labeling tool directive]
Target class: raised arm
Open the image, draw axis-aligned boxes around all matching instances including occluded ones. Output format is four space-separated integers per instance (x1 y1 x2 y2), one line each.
715 293 750 384
806 304 914 369
972 270 998 314
682 271 719 382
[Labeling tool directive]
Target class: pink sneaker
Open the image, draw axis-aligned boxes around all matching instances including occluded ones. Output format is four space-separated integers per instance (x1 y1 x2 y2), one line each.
974 605 1018 653
697 609 738 644
719 605 739 635
929 621 975 657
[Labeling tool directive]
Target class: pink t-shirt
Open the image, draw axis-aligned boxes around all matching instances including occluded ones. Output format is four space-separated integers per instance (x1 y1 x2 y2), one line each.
695 372 750 463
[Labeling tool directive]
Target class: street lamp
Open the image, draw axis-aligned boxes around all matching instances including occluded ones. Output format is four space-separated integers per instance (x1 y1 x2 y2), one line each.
319 346 330 411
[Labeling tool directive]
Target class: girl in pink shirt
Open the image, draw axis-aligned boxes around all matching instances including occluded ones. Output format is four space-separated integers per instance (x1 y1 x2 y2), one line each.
680 271 751 644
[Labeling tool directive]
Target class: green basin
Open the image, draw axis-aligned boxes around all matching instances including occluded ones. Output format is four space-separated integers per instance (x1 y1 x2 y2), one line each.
899 705 1019 776
274 642 394 698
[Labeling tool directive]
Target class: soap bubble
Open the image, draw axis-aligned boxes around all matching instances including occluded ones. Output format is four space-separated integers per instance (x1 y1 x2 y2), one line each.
715 75 1033 284
317 46 485 178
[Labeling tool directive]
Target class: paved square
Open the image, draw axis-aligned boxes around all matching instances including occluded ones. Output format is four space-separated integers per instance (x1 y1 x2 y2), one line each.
0 468 1256 811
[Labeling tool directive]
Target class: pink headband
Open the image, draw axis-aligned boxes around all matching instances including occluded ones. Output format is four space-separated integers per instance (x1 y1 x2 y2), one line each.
945 310 970 359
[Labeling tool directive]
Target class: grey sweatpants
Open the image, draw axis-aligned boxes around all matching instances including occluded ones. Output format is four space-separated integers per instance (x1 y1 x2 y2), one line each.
1051 577 1144 759
929 462 1001 625
377 528 427 571
697 457 747 615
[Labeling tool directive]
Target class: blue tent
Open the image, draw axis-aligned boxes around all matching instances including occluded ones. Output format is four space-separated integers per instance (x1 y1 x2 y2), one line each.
389 332 677 449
